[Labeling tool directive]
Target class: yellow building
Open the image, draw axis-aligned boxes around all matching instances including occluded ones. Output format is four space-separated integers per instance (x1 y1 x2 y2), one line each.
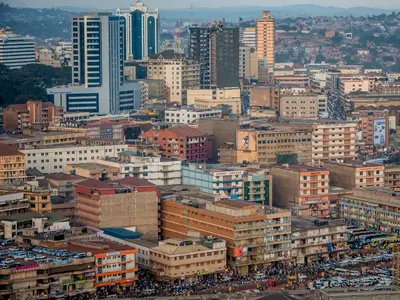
26 189 52 213
187 87 241 114
150 238 227 282
256 11 275 67
385 165 400 192
0 143 26 184
323 160 385 190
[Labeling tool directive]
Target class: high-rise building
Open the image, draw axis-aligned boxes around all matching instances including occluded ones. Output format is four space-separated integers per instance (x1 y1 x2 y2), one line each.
116 1 160 60
47 13 141 114
189 23 239 89
256 11 275 68
0 27 35 69
242 27 256 48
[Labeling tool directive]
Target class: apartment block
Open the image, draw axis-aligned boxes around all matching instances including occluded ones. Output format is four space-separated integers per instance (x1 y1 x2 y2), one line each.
75 177 158 240
160 197 291 274
280 94 319 119
22 144 128 173
256 11 275 68
147 50 200 105
95 151 182 186
45 173 86 199
243 171 272 207
356 112 389 155
385 165 400 192
0 143 26 184
182 163 244 199
3 101 64 131
0 191 28 217
323 160 385 190
234 127 312 165
187 88 242 115
340 187 400 234
150 238 227 282
271 164 330 217
65 163 121 181
274 75 309 87
164 108 222 124
339 76 375 114
291 217 348 265
140 127 211 163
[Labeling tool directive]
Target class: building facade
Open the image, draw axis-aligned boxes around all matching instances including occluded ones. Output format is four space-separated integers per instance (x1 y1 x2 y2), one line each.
0 144 26 184
385 165 400 192
249 85 280 110
189 23 239 89
22 144 128 173
164 108 222 124
243 172 272 207
187 88 242 115
116 1 160 59
256 11 275 68
280 94 320 119
323 161 385 190
47 13 141 114
3 101 64 131
0 27 35 69
140 127 211 162
160 197 291 274
147 50 200 104
271 164 330 217
75 177 158 240
182 163 244 199
340 187 400 234
0 191 28 217
242 27 256 48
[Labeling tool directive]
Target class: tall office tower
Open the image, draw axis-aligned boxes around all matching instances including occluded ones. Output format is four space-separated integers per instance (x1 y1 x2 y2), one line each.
0 27 35 69
116 1 160 60
256 11 275 68
47 12 141 114
189 23 239 89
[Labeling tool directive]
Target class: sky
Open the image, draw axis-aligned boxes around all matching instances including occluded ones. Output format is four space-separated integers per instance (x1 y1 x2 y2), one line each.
8 0 400 9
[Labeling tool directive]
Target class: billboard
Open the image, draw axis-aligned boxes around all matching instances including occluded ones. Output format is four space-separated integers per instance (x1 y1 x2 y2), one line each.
373 120 386 146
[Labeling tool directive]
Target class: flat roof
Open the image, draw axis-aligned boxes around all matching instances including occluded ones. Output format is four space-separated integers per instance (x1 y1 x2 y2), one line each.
291 216 346 232
1 212 68 223
273 164 328 172
46 173 85 181
67 239 133 254
101 228 141 240
152 239 214 255
68 162 116 170
324 159 384 168
127 239 158 249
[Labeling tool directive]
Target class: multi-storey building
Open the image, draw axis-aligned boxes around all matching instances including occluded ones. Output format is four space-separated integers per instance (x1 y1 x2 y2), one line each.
0 191 28 217
340 187 400 234
65 163 121 181
187 87 242 115
164 107 222 124
242 27 256 48
271 164 330 217
243 171 272 206
75 177 158 240
0 27 35 69
147 50 200 104
385 165 400 192
47 13 141 114
0 143 26 184
3 101 64 131
160 197 291 274
339 76 375 114
22 143 128 173
256 11 275 68
274 75 309 87
279 93 320 119
46 173 86 199
182 163 244 199
140 127 211 162
116 1 159 59
189 23 239 89
249 84 280 110
323 160 385 190
67 239 138 288
94 151 182 186
234 127 312 165
291 217 348 265
150 238 227 282
239 45 258 81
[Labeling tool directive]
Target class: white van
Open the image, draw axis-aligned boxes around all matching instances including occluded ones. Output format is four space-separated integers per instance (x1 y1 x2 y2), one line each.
254 272 266 280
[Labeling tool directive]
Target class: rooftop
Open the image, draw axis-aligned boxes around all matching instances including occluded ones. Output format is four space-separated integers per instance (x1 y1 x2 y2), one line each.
273 164 328 172
0 143 24 156
67 162 117 171
67 239 134 255
291 216 346 232
46 173 85 181
1 212 68 223
76 177 155 190
151 239 216 255
101 228 141 240
167 127 207 137
324 159 384 168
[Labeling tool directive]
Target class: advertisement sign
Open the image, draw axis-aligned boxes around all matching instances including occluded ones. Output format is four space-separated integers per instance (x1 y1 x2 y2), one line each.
13 263 39 272
374 119 386 146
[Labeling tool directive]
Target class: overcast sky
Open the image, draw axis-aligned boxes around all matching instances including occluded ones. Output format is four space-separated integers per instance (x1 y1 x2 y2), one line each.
9 0 400 9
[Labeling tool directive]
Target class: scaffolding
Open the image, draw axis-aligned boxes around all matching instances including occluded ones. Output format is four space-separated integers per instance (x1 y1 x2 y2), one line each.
394 245 400 286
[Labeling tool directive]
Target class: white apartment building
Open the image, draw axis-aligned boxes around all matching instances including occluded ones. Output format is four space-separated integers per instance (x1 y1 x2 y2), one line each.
22 144 128 173
164 108 222 124
0 28 35 69
242 27 256 48
97 154 182 186
187 87 242 115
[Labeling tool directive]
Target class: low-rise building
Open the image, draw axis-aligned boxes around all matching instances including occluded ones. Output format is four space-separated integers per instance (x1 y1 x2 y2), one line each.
340 187 400 234
0 191 28 217
291 217 348 265
45 173 86 198
75 177 158 240
187 88 242 115
140 127 212 163
164 107 222 124
323 160 385 190
22 144 128 173
161 196 291 274
385 165 400 192
95 151 182 186
65 163 121 181
182 163 244 199
150 238 227 282
271 164 330 217
0 143 26 184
